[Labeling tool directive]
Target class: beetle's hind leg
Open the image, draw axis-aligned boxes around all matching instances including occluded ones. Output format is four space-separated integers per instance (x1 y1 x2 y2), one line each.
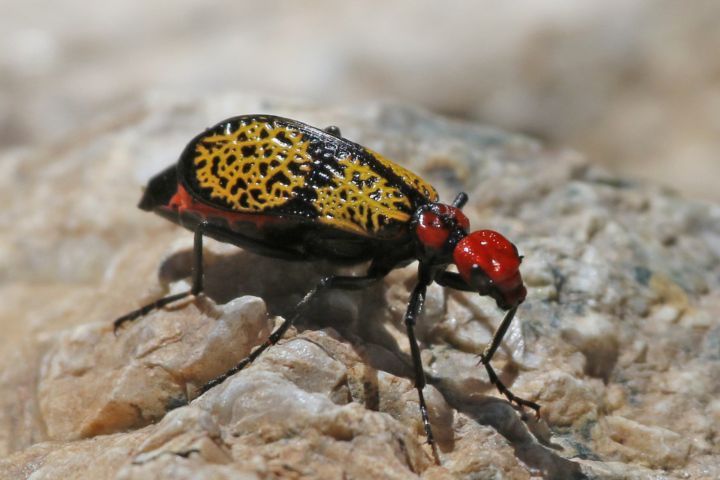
198 272 383 394
113 222 208 333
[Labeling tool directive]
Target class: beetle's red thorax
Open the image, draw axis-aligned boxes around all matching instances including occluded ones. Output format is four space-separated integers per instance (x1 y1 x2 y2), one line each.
415 204 469 251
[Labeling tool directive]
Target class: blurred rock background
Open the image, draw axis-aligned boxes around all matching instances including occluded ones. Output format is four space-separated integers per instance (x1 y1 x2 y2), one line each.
1 0 719 201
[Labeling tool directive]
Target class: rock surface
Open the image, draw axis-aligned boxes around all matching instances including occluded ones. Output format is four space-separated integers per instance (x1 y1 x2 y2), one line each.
0 97 718 479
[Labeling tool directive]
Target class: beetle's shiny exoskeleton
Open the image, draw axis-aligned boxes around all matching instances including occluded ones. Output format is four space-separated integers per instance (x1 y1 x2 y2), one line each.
115 115 538 464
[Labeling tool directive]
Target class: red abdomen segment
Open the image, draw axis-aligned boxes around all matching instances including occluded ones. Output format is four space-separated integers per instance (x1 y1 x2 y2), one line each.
139 165 282 231
454 230 527 309
168 183 281 229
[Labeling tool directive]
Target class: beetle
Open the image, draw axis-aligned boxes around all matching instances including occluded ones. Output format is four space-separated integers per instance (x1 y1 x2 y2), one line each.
114 114 539 464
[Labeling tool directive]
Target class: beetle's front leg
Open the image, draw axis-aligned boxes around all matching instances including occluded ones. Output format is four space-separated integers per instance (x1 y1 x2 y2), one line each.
435 271 540 416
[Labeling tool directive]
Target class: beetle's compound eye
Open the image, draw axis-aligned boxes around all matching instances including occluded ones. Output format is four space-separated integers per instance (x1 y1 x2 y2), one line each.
415 205 470 250
453 229 527 309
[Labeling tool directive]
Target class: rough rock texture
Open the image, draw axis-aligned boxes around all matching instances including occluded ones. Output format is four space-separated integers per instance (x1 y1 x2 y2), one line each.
0 97 718 479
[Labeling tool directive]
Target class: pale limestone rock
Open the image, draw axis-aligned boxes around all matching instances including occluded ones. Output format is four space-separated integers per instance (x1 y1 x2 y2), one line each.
592 415 691 469
37 295 272 440
561 311 619 381
1 98 719 479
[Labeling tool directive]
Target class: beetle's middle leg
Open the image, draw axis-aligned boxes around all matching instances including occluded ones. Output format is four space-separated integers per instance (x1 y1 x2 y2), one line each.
403 266 441 465
198 271 385 394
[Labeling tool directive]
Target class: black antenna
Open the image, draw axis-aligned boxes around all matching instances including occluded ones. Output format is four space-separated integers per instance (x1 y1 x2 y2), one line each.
452 192 468 208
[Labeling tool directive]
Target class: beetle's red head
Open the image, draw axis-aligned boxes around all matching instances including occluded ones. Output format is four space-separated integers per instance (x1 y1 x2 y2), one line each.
415 201 527 310
453 230 527 310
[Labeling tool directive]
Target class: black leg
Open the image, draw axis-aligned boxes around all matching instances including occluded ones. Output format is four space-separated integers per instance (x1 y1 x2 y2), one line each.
114 223 208 333
113 217 309 334
479 306 541 415
190 223 205 295
435 271 474 292
436 271 540 414
403 271 441 465
198 272 383 394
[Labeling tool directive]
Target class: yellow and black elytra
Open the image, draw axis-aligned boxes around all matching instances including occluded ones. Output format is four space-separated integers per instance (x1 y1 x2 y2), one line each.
116 114 538 464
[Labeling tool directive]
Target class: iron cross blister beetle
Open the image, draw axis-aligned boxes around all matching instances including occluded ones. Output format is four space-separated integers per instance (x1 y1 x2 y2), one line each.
114 114 539 464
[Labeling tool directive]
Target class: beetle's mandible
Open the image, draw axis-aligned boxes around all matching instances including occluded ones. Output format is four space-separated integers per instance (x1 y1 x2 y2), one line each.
114 114 539 464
